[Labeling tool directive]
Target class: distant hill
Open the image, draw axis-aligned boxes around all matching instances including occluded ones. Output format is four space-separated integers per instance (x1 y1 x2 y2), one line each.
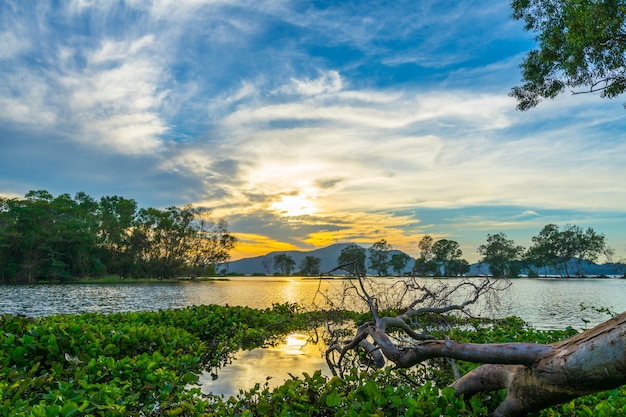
224 243 626 277
224 243 414 276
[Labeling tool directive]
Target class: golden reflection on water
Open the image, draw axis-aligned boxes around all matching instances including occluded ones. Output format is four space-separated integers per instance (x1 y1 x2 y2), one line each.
284 333 308 355
199 332 331 397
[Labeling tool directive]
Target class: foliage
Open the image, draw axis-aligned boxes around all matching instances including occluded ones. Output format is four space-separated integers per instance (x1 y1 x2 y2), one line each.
432 239 466 276
511 0 626 110
0 303 317 416
299 255 322 276
273 254 296 276
412 257 440 276
185 208 237 277
412 235 440 276
368 239 392 276
337 244 367 276
409 236 470 277
0 190 237 282
418 235 435 261
2 305 626 416
477 232 525 277
389 252 412 276
526 223 610 276
208 315 626 417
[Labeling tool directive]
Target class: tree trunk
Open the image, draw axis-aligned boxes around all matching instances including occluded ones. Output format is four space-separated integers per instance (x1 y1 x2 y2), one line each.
325 275 626 416
336 311 626 417
360 312 626 416
451 311 626 416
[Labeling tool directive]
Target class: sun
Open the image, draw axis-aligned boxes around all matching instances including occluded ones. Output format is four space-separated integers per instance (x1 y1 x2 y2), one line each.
271 195 317 217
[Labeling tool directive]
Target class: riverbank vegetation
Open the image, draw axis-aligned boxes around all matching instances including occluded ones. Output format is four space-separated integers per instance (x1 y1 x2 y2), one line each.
0 190 237 283
1 190 623 283
263 226 621 279
2 303 626 416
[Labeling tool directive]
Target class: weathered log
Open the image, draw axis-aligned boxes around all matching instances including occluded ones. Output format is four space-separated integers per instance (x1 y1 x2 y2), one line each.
342 311 626 417
325 272 626 416
452 311 626 416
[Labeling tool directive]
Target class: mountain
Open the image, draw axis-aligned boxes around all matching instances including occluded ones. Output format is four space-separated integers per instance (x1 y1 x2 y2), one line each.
224 243 414 275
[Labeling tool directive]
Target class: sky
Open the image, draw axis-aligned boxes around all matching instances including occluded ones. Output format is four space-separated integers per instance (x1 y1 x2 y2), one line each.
1 0 625 264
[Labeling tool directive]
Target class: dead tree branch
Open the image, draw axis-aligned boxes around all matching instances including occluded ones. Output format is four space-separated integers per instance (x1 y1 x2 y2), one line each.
324 271 626 416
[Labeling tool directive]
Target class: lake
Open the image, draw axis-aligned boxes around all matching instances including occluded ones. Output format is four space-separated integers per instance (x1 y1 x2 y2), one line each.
2 276 624 329
3 276 625 397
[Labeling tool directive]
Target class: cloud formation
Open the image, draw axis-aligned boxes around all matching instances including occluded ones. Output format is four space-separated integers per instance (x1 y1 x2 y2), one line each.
1 0 625 262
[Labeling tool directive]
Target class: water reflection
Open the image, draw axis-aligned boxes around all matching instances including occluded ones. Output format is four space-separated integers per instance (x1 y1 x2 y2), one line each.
199 332 331 397
0 282 193 316
3 277 626 398
2 278 626 330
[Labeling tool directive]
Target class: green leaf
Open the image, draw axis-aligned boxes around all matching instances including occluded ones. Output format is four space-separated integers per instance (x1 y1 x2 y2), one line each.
257 401 272 415
11 346 27 364
326 392 342 407
60 401 80 417
182 371 199 384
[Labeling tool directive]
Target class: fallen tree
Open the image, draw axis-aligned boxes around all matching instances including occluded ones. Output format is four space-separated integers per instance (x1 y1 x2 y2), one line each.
325 267 626 417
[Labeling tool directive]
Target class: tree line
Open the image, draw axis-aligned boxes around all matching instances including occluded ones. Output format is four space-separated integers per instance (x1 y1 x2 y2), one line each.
0 190 237 282
268 223 618 278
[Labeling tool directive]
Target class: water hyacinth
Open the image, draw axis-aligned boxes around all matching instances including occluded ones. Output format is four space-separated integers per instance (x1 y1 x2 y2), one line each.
1 305 625 416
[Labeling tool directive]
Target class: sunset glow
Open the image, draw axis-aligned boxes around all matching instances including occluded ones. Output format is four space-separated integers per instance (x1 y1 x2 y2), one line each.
271 195 317 217
1 1 625 264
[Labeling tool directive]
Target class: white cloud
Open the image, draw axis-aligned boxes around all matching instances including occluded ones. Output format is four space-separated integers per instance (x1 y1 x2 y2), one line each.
1 0 625 261
288 71 343 96
53 34 169 154
89 35 156 64
226 78 515 134
0 31 30 60
88 113 167 154
195 73 626 218
0 71 57 128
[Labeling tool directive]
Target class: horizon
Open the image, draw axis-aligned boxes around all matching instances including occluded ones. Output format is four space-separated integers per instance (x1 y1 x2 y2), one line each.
227 240 623 267
1 1 625 264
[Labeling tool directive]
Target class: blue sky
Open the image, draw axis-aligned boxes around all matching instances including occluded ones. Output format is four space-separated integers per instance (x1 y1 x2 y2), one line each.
1 0 625 263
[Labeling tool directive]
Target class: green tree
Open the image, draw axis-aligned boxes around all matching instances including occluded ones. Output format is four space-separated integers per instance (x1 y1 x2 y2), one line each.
0 191 103 281
44 192 101 279
368 239 392 276
0 195 44 281
412 235 439 276
273 253 295 276
478 232 525 277
337 244 366 276
0 191 238 281
527 223 610 277
411 257 439 276
299 255 321 276
389 252 411 276
132 206 193 278
97 195 138 277
571 226 613 275
418 235 435 261
525 223 561 276
447 258 471 277
510 0 626 110
186 208 237 277
432 239 464 277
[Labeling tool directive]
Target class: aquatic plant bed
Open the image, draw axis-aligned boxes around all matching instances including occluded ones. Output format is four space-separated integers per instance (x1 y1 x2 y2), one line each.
1 306 625 416
0 303 317 416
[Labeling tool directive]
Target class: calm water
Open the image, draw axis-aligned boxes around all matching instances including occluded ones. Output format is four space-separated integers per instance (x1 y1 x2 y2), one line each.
2 277 624 330
2 276 625 397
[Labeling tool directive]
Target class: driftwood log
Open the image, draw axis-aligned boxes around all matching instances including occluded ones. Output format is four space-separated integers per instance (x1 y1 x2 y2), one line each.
452 311 626 416
325 271 626 417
